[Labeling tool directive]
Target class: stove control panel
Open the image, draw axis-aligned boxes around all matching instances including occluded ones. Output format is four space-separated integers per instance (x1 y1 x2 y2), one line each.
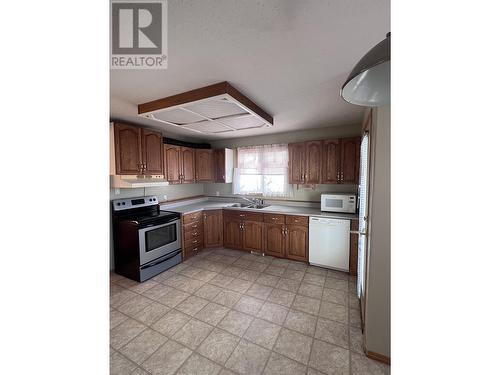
113 196 158 211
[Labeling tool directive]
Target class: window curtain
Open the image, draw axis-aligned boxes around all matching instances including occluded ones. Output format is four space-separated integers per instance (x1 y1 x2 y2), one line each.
233 144 290 198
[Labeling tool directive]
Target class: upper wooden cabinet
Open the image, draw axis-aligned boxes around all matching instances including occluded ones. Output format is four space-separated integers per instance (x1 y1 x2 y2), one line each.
195 149 214 182
113 123 163 175
289 137 360 185
141 129 163 174
181 147 196 183
322 139 341 183
164 145 196 184
305 141 322 184
289 142 306 184
214 148 234 183
340 137 361 184
114 123 142 175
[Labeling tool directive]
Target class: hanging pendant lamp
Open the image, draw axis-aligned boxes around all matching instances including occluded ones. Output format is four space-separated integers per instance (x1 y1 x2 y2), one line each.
341 32 390 107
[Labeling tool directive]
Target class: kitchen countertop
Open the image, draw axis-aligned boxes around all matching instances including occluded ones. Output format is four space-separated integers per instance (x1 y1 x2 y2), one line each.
160 200 358 220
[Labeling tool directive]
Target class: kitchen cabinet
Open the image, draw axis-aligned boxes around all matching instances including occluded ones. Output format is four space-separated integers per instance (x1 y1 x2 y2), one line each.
290 137 360 185
195 149 214 182
322 139 341 183
203 210 223 248
182 211 203 259
214 148 235 183
141 128 163 174
113 123 163 175
289 141 321 184
181 147 196 183
114 123 143 175
223 215 243 249
288 142 306 184
340 137 361 184
164 145 197 184
263 214 286 258
164 144 181 184
242 220 264 252
285 224 308 262
305 141 322 184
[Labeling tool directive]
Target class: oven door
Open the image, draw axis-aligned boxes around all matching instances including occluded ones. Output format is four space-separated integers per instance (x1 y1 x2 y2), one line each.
138 219 181 265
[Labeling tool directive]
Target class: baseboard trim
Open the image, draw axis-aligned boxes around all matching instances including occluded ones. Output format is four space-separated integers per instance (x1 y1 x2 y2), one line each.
366 351 390 365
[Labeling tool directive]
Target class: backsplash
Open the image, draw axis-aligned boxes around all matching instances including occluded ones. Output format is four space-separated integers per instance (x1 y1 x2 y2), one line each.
109 183 204 201
203 182 358 202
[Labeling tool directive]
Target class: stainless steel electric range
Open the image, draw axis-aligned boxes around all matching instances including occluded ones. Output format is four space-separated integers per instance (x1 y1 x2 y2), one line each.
111 196 181 282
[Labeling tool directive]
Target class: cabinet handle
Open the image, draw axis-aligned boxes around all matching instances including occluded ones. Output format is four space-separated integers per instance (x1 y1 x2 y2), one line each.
341 172 344 181
193 247 198 252
337 171 340 181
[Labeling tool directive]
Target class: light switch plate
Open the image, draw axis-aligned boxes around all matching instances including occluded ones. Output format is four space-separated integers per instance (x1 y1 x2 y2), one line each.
114 188 120 195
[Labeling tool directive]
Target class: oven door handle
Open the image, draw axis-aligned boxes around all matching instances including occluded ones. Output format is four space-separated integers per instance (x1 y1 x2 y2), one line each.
141 250 181 269
144 217 180 228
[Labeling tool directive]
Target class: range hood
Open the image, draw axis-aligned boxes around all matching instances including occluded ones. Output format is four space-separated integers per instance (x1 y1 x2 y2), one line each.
138 82 273 135
110 175 169 188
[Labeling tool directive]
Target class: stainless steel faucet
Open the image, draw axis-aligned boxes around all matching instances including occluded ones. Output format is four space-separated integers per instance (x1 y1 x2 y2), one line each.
240 197 264 206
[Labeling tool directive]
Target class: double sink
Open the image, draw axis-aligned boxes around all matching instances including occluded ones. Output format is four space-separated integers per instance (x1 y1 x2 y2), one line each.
228 203 270 209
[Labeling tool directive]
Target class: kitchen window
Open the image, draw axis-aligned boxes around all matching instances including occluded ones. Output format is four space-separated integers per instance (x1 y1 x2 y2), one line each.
233 144 289 198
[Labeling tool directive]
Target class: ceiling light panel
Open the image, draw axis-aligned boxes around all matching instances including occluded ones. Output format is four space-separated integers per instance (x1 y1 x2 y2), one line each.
152 108 205 124
184 99 247 119
182 120 231 133
219 114 264 129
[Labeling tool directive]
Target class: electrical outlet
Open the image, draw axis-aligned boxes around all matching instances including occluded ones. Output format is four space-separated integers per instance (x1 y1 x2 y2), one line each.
162 195 167 201
114 188 120 195
216 191 220 196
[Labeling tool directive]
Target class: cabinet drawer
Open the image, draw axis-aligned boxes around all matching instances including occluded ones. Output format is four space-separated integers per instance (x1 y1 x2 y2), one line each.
184 244 202 258
243 212 263 222
183 220 202 232
264 214 285 224
184 233 203 248
183 225 203 239
285 215 309 226
183 211 203 225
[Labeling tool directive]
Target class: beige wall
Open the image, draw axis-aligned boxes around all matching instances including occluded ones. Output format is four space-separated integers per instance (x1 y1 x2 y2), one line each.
364 106 391 358
109 184 204 201
209 124 361 149
206 124 361 202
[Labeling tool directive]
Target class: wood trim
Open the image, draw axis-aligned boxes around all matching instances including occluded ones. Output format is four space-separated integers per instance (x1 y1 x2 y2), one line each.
138 82 273 125
366 351 391 365
225 82 273 125
138 82 227 114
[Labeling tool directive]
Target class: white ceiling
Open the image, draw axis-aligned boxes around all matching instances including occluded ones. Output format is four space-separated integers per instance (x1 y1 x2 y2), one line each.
110 0 390 141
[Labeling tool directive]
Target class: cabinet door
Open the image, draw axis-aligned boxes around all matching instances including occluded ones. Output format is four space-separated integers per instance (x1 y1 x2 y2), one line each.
164 144 181 184
204 210 223 248
264 223 285 258
305 141 322 184
286 225 308 262
141 129 163 174
288 142 305 183
322 139 341 184
114 123 142 175
181 147 196 183
223 218 242 249
243 221 264 252
195 149 214 182
340 137 360 184
214 149 225 182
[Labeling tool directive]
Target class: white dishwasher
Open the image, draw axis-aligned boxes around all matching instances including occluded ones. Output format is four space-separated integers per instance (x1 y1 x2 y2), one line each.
309 217 351 271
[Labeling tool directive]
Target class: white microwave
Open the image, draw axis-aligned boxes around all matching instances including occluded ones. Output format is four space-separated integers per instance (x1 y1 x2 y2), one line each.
321 194 357 213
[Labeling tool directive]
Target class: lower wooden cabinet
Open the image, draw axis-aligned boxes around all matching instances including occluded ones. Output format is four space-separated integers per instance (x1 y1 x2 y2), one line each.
223 215 243 249
264 223 286 257
242 221 264 252
285 224 309 262
203 210 223 248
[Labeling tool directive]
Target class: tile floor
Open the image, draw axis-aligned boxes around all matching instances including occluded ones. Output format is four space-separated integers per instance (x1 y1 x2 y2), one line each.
110 248 390 375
